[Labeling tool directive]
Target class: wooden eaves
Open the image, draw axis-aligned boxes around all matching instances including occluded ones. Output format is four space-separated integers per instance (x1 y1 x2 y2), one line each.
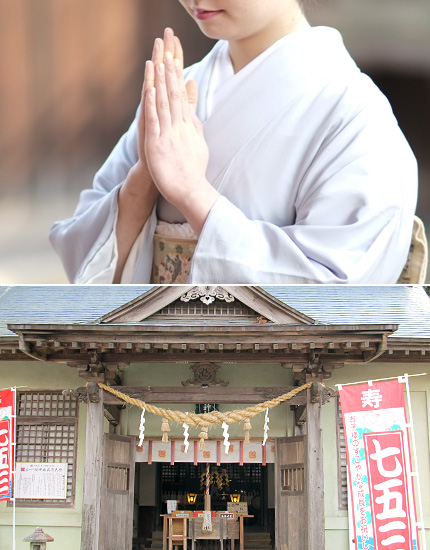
3 321 397 367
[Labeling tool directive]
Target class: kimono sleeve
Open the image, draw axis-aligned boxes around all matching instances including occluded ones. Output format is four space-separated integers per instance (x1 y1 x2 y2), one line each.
189 91 417 284
49 115 145 283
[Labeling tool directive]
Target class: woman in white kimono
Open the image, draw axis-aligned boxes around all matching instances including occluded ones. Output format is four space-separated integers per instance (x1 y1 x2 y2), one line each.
49 0 418 284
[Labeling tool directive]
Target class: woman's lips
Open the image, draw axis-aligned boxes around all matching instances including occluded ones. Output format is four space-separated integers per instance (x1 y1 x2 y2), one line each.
193 8 222 20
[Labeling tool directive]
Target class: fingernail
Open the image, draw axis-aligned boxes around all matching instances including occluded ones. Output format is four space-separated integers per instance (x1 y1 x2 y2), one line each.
165 51 173 63
158 63 165 75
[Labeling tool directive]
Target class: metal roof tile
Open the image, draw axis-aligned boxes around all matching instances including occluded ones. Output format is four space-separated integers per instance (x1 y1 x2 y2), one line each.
0 285 429 340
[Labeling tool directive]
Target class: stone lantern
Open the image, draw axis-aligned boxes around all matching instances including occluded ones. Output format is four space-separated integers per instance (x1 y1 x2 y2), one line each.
23 527 54 550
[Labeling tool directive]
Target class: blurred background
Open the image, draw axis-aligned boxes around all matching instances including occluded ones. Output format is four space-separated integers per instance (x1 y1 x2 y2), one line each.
0 0 429 283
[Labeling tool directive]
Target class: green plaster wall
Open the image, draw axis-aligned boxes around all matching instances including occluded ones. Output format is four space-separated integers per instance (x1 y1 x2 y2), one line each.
0 361 90 550
122 362 296 440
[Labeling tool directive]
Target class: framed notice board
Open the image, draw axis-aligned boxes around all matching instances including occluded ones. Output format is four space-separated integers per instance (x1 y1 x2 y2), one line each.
15 462 68 499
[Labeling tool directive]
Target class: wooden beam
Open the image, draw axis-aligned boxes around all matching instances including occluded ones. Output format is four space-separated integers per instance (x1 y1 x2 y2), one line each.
3 345 430 363
294 405 307 426
0 350 378 364
306 383 325 550
39 351 372 364
98 285 193 323
101 386 308 405
81 387 104 550
8 322 397 340
104 405 121 426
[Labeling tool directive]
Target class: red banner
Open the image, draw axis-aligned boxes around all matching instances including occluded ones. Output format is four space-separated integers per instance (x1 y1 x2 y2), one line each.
364 431 414 549
339 380 419 550
0 390 14 501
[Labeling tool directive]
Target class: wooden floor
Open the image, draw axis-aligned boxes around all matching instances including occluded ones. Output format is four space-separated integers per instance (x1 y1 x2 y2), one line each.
137 525 273 550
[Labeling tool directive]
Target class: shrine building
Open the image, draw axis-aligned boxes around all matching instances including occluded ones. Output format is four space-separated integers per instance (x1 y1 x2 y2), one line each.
0 285 429 550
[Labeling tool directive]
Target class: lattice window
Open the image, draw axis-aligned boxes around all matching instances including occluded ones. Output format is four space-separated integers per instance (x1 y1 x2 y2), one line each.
14 391 78 507
156 298 257 318
336 397 348 510
107 465 130 491
160 463 262 495
18 391 77 417
281 466 304 492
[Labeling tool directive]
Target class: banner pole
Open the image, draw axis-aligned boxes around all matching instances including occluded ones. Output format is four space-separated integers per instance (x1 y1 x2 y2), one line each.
402 374 427 549
11 387 16 550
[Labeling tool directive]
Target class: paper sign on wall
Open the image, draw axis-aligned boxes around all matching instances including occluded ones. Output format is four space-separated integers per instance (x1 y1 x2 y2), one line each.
15 462 68 499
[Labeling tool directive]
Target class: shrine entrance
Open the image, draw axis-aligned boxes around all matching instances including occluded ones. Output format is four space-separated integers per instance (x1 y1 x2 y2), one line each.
133 444 276 549
157 462 265 520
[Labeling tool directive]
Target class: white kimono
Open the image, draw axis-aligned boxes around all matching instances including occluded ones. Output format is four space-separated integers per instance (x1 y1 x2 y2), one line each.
49 27 418 284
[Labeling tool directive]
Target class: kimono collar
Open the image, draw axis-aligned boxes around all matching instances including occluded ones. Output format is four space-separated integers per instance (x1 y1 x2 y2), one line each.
188 27 359 188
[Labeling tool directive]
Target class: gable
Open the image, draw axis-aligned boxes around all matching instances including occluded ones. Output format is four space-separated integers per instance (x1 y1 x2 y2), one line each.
98 285 316 326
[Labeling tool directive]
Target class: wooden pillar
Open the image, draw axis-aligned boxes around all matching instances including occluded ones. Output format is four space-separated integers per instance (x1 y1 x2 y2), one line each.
81 387 104 550
306 383 325 550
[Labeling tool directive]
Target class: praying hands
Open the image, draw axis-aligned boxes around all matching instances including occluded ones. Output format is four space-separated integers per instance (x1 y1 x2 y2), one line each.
143 28 219 236
113 28 218 282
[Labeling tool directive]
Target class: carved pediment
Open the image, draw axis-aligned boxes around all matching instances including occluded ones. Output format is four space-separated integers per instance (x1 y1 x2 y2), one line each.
180 286 235 305
181 363 228 387
98 285 316 325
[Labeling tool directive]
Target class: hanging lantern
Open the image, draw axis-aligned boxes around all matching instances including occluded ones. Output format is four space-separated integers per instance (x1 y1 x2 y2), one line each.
187 493 198 505
230 494 241 503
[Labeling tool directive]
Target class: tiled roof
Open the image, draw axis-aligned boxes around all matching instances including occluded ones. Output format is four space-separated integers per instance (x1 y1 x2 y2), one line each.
0 286 152 337
261 285 430 339
0 285 429 340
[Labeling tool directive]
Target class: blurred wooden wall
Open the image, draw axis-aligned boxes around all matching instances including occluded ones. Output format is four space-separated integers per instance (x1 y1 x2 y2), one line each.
0 0 214 190
0 0 428 205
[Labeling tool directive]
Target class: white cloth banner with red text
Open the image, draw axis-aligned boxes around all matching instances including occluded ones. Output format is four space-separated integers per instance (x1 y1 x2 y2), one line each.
339 380 419 550
0 389 14 501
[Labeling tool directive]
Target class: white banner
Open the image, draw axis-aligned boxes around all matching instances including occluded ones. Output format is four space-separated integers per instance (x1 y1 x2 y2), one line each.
135 440 274 463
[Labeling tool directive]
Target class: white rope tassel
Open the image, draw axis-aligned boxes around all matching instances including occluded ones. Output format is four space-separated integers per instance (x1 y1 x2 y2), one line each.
182 416 190 454
222 422 230 454
202 510 213 533
263 408 270 447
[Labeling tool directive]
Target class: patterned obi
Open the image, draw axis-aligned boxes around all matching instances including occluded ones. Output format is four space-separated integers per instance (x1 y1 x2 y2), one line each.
151 223 198 284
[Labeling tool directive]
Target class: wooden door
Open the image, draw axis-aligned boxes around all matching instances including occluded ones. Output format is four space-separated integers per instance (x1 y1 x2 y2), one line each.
275 436 306 550
99 434 136 550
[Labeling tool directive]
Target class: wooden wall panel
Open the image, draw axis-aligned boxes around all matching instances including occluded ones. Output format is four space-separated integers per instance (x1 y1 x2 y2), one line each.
0 0 33 180
0 0 213 190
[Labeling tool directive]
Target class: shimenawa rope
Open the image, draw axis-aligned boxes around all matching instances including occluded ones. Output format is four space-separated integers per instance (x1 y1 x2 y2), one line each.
98 381 313 428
